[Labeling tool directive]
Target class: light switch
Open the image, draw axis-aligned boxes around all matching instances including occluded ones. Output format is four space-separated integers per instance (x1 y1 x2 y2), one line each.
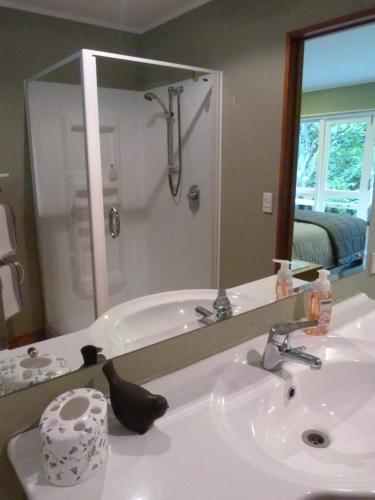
370 252 375 275
262 192 273 214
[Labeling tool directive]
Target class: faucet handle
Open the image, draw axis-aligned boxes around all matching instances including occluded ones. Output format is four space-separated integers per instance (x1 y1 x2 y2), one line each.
213 288 230 308
269 320 318 346
213 288 233 320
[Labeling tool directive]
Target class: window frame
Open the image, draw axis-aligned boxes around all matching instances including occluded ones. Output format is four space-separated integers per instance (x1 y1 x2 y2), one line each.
295 111 375 220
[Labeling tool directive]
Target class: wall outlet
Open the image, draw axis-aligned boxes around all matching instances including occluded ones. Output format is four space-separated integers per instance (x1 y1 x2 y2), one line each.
262 192 273 214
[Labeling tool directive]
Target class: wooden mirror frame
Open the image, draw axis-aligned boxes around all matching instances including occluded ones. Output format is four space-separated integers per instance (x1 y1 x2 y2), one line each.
275 7 375 261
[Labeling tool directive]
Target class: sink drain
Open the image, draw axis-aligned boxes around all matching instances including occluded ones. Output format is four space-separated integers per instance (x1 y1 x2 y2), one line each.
301 429 330 448
287 386 296 400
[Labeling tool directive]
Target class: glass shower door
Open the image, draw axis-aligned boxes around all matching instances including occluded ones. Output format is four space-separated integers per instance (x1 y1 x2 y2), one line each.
26 56 97 333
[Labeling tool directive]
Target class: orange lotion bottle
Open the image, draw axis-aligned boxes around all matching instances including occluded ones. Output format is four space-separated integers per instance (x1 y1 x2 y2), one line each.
273 259 293 300
305 269 333 335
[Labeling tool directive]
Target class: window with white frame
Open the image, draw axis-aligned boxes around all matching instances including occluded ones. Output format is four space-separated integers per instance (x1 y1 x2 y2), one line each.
295 112 375 221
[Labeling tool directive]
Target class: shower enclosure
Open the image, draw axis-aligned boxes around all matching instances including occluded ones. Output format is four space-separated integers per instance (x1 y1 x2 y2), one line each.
25 50 222 335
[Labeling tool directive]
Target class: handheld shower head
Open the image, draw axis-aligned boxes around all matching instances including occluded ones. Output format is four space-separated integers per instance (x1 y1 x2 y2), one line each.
143 92 169 116
144 92 154 102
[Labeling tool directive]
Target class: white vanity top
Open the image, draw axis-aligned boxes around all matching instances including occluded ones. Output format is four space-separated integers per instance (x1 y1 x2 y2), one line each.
0 328 88 373
1 275 306 374
8 293 375 500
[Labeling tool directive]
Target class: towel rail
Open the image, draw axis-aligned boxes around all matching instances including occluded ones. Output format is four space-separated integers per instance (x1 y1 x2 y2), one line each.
0 173 10 193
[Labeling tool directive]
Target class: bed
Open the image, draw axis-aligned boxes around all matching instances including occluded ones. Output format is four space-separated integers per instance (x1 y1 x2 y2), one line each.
292 210 367 275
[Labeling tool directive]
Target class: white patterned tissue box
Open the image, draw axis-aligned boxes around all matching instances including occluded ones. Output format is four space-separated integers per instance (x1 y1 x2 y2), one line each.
39 388 108 486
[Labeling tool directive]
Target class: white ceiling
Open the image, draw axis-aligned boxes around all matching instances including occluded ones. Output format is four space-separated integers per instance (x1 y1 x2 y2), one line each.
303 23 375 92
0 0 211 33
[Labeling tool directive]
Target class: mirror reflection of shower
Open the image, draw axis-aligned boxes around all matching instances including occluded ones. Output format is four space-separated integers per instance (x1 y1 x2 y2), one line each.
144 86 184 197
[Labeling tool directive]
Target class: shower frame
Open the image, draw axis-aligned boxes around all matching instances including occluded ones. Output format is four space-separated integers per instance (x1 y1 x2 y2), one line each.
25 49 223 320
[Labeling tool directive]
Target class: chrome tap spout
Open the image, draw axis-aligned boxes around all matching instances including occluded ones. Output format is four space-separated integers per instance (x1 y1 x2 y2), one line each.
262 321 322 371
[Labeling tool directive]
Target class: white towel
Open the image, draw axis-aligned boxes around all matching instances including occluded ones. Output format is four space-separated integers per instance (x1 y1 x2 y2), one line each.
0 263 22 321
0 204 17 260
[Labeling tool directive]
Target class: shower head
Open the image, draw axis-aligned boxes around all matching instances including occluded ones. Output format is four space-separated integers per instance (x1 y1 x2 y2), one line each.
143 91 169 116
144 92 154 101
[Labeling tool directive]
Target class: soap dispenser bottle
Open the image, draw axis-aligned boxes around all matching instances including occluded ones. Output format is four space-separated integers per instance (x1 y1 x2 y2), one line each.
273 259 293 300
305 269 333 335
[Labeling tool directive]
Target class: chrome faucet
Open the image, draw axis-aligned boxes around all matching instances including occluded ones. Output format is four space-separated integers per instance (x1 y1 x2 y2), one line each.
213 288 233 320
262 321 322 371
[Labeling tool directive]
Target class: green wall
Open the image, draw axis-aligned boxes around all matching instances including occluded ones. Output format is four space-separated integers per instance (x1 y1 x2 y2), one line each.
301 82 375 115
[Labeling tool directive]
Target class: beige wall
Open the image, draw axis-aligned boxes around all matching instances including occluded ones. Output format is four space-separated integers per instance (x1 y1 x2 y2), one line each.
141 0 375 287
0 7 142 338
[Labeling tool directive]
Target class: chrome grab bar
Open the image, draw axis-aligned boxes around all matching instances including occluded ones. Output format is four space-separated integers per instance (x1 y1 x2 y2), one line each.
109 207 120 239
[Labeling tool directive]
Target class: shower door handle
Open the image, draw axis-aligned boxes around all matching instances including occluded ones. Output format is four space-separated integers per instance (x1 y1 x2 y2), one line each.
109 207 120 239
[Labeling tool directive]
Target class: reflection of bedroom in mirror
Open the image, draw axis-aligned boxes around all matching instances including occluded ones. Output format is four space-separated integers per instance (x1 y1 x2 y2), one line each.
278 21 375 282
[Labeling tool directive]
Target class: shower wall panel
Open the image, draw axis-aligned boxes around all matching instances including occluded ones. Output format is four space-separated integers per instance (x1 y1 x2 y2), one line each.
139 76 215 295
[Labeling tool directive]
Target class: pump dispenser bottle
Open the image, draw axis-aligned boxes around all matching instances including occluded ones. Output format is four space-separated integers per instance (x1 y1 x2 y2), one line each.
273 259 293 300
304 269 333 335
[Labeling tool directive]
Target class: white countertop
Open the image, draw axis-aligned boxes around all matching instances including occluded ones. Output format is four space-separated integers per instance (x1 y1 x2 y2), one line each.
8 293 375 500
1 275 307 374
0 328 90 372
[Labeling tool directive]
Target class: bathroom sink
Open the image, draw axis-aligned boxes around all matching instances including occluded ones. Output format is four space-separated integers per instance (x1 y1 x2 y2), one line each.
212 336 375 490
90 289 250 351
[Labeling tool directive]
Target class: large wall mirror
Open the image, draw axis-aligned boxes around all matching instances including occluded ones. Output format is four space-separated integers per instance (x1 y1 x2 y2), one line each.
1 5 375 397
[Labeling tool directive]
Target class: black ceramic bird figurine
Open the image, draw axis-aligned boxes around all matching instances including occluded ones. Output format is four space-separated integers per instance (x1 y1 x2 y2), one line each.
81 345 106 367
102 360 169 434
